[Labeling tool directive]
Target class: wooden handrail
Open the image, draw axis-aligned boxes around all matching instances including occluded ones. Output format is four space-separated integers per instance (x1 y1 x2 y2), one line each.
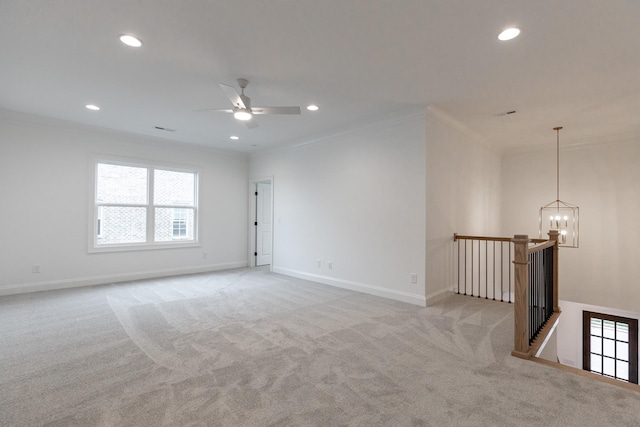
453 233 512 242
528 239 555 253
453 233 547 244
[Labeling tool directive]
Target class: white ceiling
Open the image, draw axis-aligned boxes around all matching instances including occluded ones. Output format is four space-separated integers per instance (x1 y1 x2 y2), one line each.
1 0 639 152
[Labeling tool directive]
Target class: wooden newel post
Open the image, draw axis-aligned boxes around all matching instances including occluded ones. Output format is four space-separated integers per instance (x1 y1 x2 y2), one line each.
548 229 560 313
512 234 530 359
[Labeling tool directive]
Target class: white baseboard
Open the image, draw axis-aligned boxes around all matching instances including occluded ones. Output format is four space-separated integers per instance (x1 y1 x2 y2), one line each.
273 267 426 306
0 261 248 296
426 288 453 306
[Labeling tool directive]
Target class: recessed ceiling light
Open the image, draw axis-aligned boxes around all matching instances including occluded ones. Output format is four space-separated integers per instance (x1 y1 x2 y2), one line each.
307 105 319 111
230 136 239 140
119 34 143 47
85 104 100 111
498 27 520 41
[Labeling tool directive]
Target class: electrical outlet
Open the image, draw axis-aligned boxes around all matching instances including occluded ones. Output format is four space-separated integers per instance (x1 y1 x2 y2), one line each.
316 259 321 268
410 273 417 283
328 262 333 270
562 358 575 366
32 264 40 274
202 252 208 259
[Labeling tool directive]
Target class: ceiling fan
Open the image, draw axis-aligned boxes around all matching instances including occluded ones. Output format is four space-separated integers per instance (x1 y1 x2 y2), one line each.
212 78 301 129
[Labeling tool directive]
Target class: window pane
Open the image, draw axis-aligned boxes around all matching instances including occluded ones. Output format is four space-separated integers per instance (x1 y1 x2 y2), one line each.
155 208 194 241
617 361 629 381
590 318 602 337
617 322 629 343
603 338 615 358
590 336 602 355
96 207 146 244
603 357 615 377
603 320 615 339
591 354 602 373
154 169 195 206
617 341 629 362
97 163 147 204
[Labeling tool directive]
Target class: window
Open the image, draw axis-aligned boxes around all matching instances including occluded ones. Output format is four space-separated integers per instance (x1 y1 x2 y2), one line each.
92 160 198 251
583 311 638 384
172 208 188 238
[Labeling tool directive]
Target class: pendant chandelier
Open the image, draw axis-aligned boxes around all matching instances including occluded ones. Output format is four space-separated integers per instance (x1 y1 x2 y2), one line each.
539 127 579 247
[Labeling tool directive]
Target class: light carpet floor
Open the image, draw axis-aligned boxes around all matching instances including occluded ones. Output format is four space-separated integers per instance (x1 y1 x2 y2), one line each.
1 267 639 426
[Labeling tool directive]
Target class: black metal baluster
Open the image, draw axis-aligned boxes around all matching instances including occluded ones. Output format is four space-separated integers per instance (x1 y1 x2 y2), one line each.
477 239 481 298
531 252 540 339
456 238 460 294
485 240 488 299
533 251 537 340
500 242 504 302
494 241 498 300
464 239 467 296
537 251 540 337
528 252 532 342
531 252 536 342
471 240 474 297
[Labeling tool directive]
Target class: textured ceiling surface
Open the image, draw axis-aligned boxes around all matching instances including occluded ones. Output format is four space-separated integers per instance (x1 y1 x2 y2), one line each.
1 0 639 152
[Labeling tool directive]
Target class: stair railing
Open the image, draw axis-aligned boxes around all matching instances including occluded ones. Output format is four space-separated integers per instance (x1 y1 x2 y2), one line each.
453 231 560 359
512 230 560 359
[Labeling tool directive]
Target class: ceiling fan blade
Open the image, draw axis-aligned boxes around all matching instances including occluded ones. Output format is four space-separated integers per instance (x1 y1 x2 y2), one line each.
194 108 233 113
251 106 301 115
245 119 259 129
219 83 246 109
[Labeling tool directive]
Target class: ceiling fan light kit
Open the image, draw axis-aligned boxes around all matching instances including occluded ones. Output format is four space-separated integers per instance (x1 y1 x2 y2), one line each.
233 109 252 121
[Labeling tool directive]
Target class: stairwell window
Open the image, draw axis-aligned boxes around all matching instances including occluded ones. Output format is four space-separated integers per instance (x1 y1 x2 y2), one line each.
583 311 638 384
91 160 198 251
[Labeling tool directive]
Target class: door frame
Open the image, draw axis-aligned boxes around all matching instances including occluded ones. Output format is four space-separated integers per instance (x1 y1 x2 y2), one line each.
248 176 274 269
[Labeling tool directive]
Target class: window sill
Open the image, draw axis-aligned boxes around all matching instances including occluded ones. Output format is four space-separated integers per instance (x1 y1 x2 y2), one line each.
89 241 201 254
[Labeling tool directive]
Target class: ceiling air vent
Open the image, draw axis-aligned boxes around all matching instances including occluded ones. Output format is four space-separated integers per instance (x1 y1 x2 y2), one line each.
154 126 176 132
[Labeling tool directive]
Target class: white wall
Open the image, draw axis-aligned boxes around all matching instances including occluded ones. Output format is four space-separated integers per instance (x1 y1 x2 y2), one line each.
250 113 427 305
0 111 249 294
501 136 640 312
426 107 502 300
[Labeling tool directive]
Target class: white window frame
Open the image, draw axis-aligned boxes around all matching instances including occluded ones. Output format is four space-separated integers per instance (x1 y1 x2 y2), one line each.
89 157 200 253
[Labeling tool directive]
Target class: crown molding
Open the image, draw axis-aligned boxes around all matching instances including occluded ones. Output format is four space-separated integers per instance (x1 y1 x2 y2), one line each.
251 106 428 159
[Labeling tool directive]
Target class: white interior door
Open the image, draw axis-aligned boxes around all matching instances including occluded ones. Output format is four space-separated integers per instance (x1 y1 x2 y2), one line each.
256 181 272 266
